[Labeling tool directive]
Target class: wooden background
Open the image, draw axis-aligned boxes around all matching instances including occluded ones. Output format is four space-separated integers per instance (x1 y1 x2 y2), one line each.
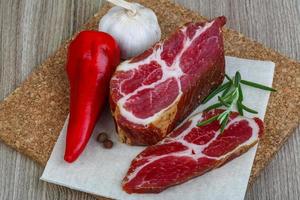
0 0 299 199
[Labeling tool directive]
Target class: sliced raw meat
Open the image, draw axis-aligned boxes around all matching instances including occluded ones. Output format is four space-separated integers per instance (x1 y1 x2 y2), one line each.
122 109 264 193
110 17 226 145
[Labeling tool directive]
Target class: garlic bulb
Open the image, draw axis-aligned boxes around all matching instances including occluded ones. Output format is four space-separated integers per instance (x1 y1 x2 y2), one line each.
99 0 161 59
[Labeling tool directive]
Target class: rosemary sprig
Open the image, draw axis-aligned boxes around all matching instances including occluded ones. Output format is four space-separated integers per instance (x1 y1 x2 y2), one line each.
197 71 276 132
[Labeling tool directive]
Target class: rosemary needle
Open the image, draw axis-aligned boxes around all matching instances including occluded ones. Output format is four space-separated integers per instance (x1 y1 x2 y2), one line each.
240 79 276 92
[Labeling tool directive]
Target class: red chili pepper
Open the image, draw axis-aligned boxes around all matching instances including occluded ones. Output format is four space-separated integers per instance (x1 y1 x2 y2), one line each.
64 31 120 163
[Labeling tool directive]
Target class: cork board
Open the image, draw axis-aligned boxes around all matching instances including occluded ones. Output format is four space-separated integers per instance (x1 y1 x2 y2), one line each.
0 0 299 189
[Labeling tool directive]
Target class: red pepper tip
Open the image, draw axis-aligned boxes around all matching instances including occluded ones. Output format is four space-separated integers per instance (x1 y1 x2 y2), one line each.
64 154 76 163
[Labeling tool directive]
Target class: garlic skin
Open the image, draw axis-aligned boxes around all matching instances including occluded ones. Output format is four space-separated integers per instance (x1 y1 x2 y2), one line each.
99 3 161 59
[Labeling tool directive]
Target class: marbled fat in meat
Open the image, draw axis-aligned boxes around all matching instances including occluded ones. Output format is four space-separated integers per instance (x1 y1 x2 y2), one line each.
122 109 264 193
110 17 227 145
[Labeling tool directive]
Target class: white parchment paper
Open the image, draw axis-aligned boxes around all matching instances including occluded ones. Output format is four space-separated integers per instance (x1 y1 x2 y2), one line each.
41 56 275 200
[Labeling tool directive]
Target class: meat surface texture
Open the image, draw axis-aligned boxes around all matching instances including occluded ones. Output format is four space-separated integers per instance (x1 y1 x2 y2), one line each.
110 16 226 145
122 109 264 194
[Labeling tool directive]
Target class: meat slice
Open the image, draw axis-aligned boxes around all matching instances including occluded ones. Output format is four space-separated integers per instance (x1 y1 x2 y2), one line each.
122 109 264 193
110 17 226 145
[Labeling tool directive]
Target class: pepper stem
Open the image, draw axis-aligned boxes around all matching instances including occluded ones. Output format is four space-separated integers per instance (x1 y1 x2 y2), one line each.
106 0 137 16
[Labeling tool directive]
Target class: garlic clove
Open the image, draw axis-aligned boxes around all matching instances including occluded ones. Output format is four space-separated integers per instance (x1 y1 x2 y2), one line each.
99 2 161 59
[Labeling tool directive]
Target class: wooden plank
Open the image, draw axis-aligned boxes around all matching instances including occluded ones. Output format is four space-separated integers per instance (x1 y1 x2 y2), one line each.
0 0 299 199
0 0 102 199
